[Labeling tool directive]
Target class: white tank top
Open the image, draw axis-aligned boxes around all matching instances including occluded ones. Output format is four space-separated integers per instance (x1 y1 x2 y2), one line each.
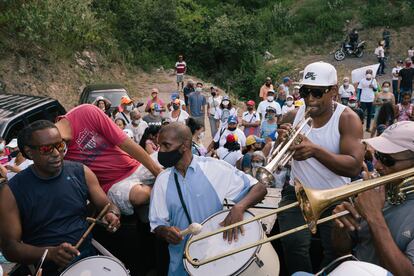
290 103 351 189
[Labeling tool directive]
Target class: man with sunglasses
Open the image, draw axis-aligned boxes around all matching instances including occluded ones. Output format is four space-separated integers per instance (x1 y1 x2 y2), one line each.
0 120 121 275
331 121 414 276
277 61 365 274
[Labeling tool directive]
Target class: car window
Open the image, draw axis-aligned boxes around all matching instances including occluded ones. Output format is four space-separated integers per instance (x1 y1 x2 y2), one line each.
5 120 24 142
26 110 46 124
88 90 128 107
46 105 65 122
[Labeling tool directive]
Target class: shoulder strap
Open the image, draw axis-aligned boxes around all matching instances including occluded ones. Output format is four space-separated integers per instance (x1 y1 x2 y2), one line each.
222 151 232 161
174 173 192 224
121 112 130 124
192 141 202 156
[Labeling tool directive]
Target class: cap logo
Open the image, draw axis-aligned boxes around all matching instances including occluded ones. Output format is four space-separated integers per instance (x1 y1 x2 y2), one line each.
305 72 317 80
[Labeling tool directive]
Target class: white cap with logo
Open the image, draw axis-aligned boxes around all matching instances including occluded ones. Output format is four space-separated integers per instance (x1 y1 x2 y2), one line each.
300 61 337 87
363 121 414 154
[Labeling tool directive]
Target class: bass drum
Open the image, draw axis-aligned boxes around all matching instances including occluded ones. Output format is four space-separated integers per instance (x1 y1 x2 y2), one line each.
60 256 129 276
184 210 279 276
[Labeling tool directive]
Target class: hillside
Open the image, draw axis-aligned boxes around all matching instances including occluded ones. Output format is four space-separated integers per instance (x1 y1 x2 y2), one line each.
0 0 413 107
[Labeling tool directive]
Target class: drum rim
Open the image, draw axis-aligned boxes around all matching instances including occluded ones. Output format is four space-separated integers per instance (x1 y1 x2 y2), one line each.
184 209 264 276
60 255 129 275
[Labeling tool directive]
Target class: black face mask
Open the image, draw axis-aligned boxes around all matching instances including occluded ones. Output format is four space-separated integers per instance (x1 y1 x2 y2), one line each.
172 104 180 110
157 147 183 168
228 126 237 131
10 150 19 158
247 107 254 111
211 92 216 96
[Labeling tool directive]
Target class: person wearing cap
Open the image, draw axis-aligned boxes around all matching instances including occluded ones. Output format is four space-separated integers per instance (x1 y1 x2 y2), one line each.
175 55 187 91
292 85 301 101
207 86 222 137
259 77 274 100
260 106 278 139
338 77 356 105
257 90 282 121
167 92 186 112
143 103 163 126
169 99 190 124
242 100 260 137
55 104 162 216
391 60 403 103
215 96 237 131
0 138 33 180
277 61 365 274
282 95 295 115
210 115 246 150
116 95 134 124
183 79 195 106
149 123 267 275
241 135 264 175
398 58 414 96
187 84 206 124
126 109 148 144
357 69 378 132
145 88 166 114
348 96 365 123
331 121 414 276
93 96 112 118
216 134 243 167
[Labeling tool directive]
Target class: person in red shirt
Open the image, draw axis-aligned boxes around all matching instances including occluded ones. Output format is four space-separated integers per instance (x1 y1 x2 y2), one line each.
175 55 187 91
55 104 162 215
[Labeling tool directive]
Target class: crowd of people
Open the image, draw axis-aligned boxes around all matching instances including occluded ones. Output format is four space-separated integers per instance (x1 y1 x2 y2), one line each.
0 55 413 276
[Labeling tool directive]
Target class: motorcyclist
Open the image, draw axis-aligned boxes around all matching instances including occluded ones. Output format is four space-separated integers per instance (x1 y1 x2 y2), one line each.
348 28 359 52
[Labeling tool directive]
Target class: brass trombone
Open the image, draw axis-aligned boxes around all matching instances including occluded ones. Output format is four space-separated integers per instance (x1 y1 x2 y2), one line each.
256 110 312 186
184 167 414 267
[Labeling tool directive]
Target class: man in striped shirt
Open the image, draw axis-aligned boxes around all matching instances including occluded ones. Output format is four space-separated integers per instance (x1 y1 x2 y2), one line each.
175 55 187 91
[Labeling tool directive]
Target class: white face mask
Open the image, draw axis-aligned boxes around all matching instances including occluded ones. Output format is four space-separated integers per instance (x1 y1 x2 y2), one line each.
343 82 349 87
153 111 160 116
198 132 205 140
133 119 141 125
222 100 229 107
251 162 263 168
267 96 274 102
0 143 4 152
125 104 133 112
366 74 372 80
383 87 390 93
348 103 357 108
286 100 293 106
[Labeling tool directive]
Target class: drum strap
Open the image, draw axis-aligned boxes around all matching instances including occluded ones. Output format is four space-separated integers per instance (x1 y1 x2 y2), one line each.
174 173 192 224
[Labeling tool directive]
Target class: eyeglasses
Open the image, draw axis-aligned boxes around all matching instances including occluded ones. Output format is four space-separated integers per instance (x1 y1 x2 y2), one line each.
299 86 332 99
374 151 414 167
28 141 67 155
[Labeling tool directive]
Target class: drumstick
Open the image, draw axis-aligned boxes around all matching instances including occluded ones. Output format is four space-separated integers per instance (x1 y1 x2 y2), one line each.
86 217 109 228
75 203 110 249
180 223 203 236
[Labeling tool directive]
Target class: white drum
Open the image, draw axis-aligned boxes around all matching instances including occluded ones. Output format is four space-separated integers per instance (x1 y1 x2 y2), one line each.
184 210 279 276
60 256 129 276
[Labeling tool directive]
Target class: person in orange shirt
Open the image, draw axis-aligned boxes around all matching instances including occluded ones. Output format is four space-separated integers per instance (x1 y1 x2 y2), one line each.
259 77 274 100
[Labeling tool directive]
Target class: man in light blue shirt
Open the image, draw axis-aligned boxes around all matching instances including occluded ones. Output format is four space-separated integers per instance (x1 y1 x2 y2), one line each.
149 123 267 275
188 85 207 123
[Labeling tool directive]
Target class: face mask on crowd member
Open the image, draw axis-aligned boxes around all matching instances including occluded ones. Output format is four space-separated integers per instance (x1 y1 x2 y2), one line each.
348 96 358 108
211 86 217 97
157 123 191 168
151 103 161 116
366 74 372 81
120 96 133 113
286 96 294 106
246 100 255 111
227 115 238 131
222 100 230 107
195 87 202 93
267 91 275 102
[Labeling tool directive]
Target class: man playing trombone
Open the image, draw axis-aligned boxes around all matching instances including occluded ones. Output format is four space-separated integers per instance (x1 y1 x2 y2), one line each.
332 121 414 275
277 62 364 274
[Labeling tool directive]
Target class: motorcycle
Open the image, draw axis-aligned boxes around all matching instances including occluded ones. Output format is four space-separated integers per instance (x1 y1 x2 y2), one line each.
334 40 365 61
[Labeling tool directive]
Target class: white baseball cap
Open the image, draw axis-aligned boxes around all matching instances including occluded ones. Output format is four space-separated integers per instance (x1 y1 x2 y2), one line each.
6 138 18 148
363 121 414 154
300 61 337 87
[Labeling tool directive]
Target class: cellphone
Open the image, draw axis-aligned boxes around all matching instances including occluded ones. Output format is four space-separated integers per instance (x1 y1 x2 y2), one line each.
35 249 48 275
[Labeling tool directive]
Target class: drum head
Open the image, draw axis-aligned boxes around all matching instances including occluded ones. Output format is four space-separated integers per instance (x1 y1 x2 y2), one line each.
184 210 262 276
60 256 128 276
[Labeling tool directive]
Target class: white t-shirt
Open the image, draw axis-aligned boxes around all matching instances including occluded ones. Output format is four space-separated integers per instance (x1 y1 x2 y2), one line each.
374 46 384 58
282 105 295 115
6 158 33 180
338 84 356 98
168 99 186 111
358 78 378 103
214 108 237 129
257 100 282 119
241 111 260 124
126 120 148 143
213 128 246 148
207 95 222 116
216 148 243 166
392 66 402 80
169 110 190 124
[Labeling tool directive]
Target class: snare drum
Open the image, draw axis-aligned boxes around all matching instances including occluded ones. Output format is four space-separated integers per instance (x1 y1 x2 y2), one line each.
184 210 279 276
60 256 129 276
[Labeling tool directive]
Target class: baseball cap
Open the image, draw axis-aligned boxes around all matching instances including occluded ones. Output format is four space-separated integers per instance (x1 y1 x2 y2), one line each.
266 106 276 113
120 96 133 105
246 100 255 106
226 134 238 143
170 92 179 100
267 90 275 94
294 85 300 90
6 138 18 148
287 95 293 100
283 77 291 83
300 61 337 87
227 115 238 124
363 121 414 154
222 95 230 101
246 135 256 146
295 100 304 107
